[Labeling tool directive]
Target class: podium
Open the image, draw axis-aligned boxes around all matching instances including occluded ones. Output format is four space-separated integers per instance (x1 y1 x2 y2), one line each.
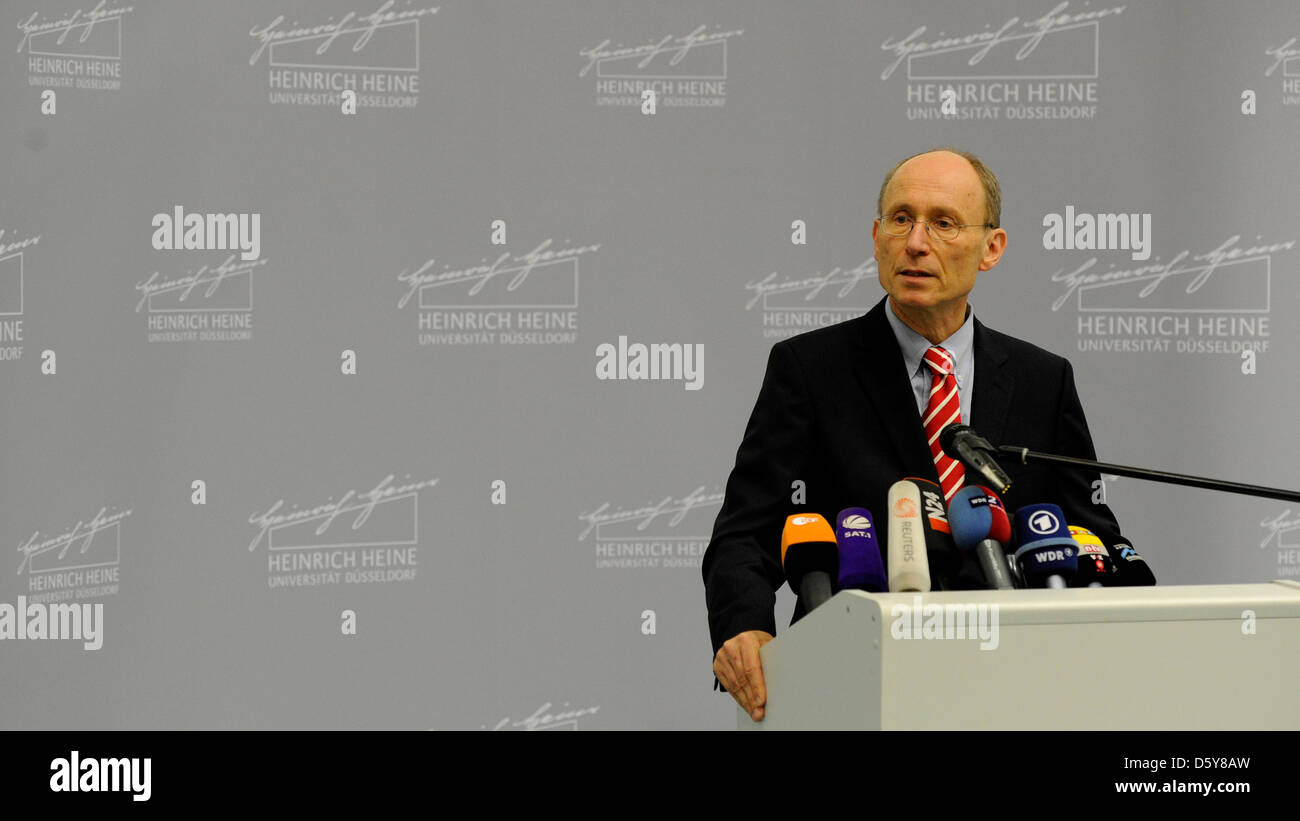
740 581 1300 730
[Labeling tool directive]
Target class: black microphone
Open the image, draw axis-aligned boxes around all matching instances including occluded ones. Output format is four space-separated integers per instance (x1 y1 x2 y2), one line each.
780 513 839 612
904 477 962 590
940 424 1013 495
1108 540 1157 586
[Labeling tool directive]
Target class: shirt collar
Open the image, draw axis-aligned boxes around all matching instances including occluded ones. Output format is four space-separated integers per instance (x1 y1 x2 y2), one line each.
884 300 975 378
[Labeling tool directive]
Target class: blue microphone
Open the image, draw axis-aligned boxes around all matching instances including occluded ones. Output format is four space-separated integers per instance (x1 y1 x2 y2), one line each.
949 486 1015 590
1012 503 1079 589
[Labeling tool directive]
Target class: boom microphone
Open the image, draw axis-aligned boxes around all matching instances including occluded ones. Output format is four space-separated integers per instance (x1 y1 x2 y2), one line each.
940 424 1013 495
886 480 930 592
835 508 886 593
781 513 838 612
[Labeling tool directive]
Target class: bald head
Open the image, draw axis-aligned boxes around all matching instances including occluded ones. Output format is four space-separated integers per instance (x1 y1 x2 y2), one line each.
877 149 1002 229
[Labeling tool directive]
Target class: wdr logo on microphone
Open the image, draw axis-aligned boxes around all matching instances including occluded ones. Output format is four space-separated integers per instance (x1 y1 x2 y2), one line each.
889 595 1000 651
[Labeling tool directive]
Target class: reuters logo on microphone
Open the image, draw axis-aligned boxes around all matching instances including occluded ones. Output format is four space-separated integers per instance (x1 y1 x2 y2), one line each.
894 498 918 518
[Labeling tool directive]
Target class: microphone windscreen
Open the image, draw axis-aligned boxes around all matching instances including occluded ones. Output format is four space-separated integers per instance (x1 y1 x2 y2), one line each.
1110 540 1157 586
887 480 931 593
1069 525 1114 583
979 486 1012 544
836 508 886 593
1013 504 1079 586
905 477 960 587
949 486 994 551
781 513 838 589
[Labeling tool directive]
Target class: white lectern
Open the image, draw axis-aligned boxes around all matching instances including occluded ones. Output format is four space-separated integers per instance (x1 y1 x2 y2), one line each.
740 581 1300 730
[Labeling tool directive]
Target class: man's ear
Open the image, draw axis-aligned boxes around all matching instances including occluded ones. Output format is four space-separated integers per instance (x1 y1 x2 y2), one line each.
979 227 1008 272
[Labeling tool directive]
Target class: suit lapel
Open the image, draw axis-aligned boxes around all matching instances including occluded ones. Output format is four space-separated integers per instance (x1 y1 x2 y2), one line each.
971 317 1014 446
851 298 939 482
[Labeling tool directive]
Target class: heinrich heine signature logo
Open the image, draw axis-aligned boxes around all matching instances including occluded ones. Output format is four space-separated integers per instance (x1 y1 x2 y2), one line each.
18 2 131 91
580 24 742 109
16 507 128 602
880 1 1124 81
880 2 1125 122
397 238 597 346
135 255 264 343
745 258 876 340
1056 233 1295 355
248 474 436 589
1265 36 1300 105
1260 510 1300 579
483 702 600 731
1051 234 1295 313
579 486 722 569
0 229 39 363
248 2 438 108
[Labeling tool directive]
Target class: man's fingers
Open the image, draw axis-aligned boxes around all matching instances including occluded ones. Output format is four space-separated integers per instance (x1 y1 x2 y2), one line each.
741 639 766 713
714 631 772 721
715 643 756 715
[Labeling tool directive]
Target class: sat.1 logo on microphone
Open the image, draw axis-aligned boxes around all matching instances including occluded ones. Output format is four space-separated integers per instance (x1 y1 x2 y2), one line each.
1027 509 1061 535
841 514 871 529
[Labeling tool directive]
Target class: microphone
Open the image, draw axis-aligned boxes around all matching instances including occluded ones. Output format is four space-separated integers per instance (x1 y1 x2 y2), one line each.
1068 525 1114 587
1012 503 1078 589
904 477 962 590
949 486 1016 590
835 508 886 593
886 480 931 592
781 513 839 612
940 424 1013 495
1108 540 1157 586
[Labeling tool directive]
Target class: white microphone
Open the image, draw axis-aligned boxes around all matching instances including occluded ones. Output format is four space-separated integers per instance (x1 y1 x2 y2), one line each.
887 479 931 592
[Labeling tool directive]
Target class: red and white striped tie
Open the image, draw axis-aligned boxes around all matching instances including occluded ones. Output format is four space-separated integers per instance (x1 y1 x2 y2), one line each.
922 346 965 501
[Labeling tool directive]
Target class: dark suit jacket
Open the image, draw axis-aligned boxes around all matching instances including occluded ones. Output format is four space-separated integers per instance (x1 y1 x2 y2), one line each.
703 297 1130 658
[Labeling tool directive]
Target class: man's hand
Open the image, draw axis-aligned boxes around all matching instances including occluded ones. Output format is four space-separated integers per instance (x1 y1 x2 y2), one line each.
713 630 775 722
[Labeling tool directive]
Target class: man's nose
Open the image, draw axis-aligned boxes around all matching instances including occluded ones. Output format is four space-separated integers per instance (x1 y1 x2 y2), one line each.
905 220 932 253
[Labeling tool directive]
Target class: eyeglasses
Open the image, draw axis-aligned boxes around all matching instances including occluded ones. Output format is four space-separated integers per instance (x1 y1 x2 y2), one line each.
878 212 993 242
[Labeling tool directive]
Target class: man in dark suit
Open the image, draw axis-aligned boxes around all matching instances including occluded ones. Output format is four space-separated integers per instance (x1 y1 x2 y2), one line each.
704 148 1132 722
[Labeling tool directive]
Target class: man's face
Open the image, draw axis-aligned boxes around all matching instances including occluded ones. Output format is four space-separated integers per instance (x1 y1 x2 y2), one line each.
872 151 1007 319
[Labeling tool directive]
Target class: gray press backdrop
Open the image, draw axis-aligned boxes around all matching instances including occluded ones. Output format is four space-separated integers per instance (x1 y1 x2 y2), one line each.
2 0 1298 730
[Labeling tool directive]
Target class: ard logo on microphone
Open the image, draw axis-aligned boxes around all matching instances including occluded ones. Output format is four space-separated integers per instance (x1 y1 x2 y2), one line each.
1028 510 1061 535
